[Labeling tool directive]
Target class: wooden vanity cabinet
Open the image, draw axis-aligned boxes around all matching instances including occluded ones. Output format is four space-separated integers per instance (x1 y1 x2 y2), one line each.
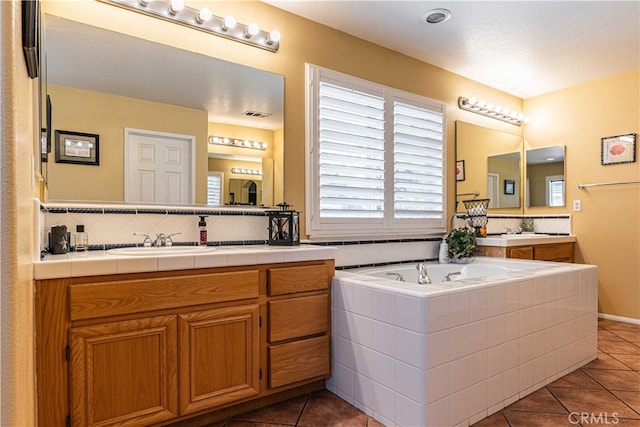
35 260 333 427
477 242 575 262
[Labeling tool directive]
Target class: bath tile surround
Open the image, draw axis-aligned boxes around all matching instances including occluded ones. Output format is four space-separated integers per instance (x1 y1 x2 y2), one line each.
328 261 597 426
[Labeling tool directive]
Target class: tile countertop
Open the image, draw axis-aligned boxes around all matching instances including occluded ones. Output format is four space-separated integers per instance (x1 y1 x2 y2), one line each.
477 234 576 247
34 245 338 280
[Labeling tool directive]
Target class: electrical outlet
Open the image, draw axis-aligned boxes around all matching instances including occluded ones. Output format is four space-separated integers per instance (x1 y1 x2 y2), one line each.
573 200 582 211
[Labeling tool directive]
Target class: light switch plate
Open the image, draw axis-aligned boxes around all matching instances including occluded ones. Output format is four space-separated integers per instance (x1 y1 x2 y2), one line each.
573 200 582 211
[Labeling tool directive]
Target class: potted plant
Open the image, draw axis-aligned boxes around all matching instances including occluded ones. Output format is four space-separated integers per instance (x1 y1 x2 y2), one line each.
446 227 477 263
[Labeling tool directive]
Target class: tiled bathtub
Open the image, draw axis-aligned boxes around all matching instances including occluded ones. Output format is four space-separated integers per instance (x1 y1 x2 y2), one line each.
326 257 598 427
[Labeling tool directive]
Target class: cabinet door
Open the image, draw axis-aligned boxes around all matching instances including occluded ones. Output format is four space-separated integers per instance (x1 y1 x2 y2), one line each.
534 242 575 262
178 304 260 415
70 315 178 427
508 246 534 260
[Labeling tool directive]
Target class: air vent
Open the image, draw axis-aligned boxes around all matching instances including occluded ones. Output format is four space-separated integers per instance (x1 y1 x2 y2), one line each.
243 110 271 118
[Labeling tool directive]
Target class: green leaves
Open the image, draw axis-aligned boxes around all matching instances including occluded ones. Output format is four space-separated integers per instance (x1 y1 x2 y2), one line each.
446 227 477 259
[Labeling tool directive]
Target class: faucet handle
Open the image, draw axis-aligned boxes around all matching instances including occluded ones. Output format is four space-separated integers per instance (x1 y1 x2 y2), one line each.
133 232 153 247
165 232 181 247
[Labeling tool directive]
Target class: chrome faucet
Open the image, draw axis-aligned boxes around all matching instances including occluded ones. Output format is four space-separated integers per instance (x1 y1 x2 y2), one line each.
154 232 181 247
505 227 522 235
385 272 405 282
133 232 153 247
416 263 431 285
442 271 462 282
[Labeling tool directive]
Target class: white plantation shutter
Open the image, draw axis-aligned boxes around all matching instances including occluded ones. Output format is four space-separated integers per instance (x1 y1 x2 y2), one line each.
306 64 446 238
207 172 222 205
318 82 386 218
393 100 444 219
549 178 565 206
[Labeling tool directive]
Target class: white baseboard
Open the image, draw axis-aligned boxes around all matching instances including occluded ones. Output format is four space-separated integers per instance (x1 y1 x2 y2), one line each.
598 312 640 326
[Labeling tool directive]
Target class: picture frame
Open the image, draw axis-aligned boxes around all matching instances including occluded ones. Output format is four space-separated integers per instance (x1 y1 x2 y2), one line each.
504 179 515 195
55 130 100 166
601 133 636 165
456 160 465 181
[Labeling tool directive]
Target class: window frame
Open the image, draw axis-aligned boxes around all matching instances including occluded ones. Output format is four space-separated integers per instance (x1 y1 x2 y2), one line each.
305 64 447 239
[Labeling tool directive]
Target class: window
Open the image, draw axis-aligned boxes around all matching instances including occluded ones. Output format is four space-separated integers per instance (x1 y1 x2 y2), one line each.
207 172 223 205
306 64 446 238
547 175 565 207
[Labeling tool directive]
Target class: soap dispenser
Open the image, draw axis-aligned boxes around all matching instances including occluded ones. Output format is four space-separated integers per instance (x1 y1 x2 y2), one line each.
438 237 449 263
198 216 208 246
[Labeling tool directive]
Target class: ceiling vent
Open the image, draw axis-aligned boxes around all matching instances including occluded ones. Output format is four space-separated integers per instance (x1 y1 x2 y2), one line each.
243 110 271 118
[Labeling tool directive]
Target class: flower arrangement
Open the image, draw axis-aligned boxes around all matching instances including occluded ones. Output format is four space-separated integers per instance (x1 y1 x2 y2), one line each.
446 227 477 262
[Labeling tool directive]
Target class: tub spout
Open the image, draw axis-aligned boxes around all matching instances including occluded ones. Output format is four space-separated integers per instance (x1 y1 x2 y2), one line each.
416 263 432 285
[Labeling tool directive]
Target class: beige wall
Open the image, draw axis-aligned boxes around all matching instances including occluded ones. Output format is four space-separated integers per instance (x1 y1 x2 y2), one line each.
47 84 208 203
524 69 640 319
1 1 37 424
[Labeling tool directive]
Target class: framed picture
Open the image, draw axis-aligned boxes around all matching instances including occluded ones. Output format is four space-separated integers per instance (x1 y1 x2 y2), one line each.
456 160 465 181
601 133 636 165
504 179 515 195
55 130 99 166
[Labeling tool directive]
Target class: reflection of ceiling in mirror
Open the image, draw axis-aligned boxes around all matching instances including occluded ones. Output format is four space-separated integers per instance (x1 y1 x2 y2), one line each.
526 146 564 164
45 15 284 130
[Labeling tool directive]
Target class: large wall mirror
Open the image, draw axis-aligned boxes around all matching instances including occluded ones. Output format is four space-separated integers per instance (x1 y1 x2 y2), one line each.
526 146 566 207
41 15 284 207
455 121 523 212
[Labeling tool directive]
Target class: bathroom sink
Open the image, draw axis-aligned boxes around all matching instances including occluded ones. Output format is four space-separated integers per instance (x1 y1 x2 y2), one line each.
107 246 213 256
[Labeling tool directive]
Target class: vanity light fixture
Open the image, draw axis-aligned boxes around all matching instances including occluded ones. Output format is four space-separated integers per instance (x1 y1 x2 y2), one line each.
458 96 527 126
231 167 262 175
208 136 268 151
100 0 281 52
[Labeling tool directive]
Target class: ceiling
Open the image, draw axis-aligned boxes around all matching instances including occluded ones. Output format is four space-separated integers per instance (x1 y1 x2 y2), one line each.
264 0 640 98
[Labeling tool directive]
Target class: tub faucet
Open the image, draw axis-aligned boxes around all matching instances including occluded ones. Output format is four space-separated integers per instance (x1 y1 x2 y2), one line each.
385 272 405 282
442 271 462 282
505 227 522 234
416 263 432 285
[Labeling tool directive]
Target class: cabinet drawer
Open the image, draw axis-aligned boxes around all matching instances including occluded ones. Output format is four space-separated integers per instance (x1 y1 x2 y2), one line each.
70 270 259 321
268 264 330 296
268 295 328 342
268 335 330 388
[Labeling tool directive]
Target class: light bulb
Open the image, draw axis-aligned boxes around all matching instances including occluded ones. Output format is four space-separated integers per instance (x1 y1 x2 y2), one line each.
223 138 230 144
468 97 477 106
261 142 268 149
139 0 151 6
477 99 487 108
267 30 281 44
197 7 212 24
223 16 236 31
169 0 183 15
246 23 259 38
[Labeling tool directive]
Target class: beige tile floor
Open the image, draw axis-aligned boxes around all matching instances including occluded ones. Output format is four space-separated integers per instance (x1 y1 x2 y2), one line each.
210 319 640 426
